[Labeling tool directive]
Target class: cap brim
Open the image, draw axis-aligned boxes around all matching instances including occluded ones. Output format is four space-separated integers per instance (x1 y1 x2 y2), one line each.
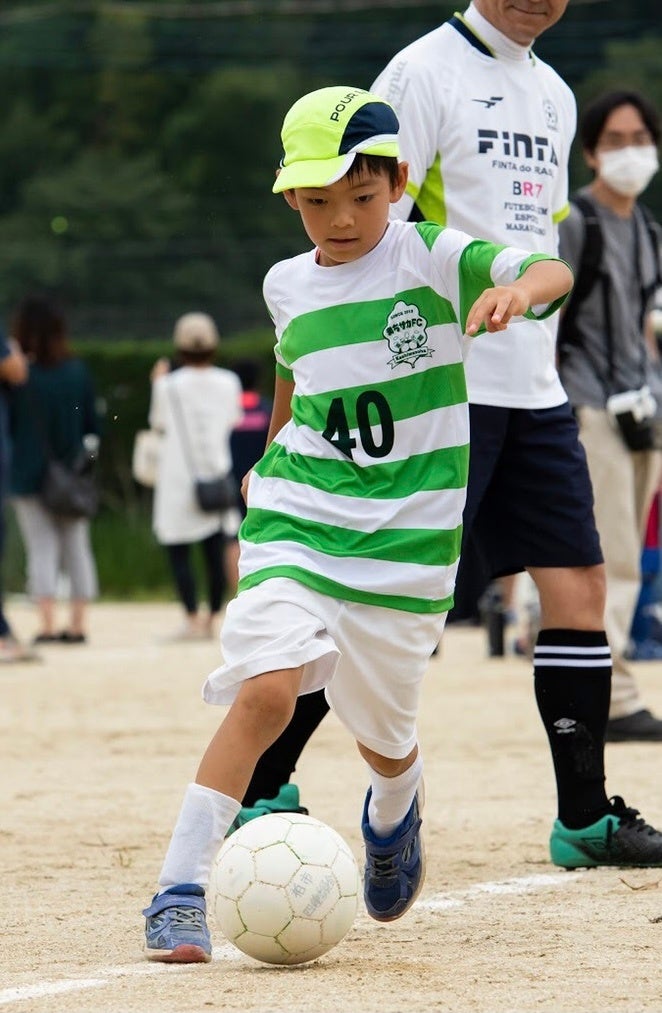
273 135 400 194
273 153 354 193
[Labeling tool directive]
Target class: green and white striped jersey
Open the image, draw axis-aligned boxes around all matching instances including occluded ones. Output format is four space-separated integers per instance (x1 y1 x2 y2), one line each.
239 219 563 613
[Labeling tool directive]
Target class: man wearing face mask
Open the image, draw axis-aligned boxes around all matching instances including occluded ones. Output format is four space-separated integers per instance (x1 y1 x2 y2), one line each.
558 90 662 742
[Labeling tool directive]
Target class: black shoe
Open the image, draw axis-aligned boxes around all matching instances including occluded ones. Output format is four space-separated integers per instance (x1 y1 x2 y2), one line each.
31 633 60 645
606 709 662 743
59 631 87 644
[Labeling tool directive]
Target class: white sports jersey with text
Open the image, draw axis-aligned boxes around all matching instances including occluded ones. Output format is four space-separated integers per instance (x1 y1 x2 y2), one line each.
239 220 563 614
372 4 576 408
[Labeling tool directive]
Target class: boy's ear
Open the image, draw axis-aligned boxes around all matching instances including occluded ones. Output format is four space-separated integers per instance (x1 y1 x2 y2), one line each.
282 189 299 211
392 161 409 203
273 167 299 210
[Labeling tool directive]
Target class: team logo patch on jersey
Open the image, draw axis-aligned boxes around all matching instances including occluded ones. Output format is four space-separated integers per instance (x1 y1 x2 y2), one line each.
383 301 433 369
542 99 559 131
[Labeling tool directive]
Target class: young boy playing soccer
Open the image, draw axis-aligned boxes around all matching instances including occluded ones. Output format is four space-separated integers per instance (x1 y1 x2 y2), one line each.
142 85 573 963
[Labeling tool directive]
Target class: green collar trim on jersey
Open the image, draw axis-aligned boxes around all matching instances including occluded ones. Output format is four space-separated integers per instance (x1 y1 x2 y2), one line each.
448 13 495 58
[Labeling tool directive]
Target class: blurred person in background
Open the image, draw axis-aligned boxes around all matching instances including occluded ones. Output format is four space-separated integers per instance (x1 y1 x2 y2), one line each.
9 294 100 645
0 324 30 661
224 358 273 598
149 313 243 640
557 89 662 741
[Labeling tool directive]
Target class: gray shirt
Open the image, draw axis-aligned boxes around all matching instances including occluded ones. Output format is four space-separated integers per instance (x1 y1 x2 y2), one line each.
558 187 661 410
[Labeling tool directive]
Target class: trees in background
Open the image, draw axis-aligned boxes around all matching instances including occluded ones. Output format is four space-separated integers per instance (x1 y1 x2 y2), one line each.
0 0 658 340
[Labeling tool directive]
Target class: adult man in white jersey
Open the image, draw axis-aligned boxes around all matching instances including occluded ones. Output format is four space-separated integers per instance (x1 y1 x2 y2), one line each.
232 0 662 868
371 0 662 865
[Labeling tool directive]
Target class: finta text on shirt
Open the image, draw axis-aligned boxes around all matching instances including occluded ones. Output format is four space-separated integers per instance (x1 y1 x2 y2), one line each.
477 129 559 165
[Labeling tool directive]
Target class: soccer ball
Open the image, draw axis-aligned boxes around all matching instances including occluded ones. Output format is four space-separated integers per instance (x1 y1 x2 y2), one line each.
209 812 360 965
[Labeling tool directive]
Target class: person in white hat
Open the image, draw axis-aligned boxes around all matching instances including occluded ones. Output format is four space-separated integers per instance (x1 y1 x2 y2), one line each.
148 311 243 641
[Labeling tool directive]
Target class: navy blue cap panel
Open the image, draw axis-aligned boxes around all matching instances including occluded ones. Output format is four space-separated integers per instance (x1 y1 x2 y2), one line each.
339 102 400 155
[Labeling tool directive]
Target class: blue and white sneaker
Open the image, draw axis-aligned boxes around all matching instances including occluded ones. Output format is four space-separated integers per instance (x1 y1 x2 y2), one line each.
143 883 212 963
361 786 425 922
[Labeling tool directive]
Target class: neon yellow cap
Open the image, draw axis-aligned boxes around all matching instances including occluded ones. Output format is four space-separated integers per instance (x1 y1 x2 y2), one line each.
273 86 400 194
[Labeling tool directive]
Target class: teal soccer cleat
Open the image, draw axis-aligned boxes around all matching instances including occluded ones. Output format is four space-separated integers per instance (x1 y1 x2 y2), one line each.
550 796 662 869
226 782 308 837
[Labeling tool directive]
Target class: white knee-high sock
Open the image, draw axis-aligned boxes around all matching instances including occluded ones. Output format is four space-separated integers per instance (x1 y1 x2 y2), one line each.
157 782 241 892
367 753 423 838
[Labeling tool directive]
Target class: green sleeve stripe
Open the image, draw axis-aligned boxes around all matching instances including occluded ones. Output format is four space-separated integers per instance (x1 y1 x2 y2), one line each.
457 246 569 330
456 239 505 333
292 361 467 431
255 441 470 497
241 507 462 567
414 220 444 251
238 566 454 614
275 362 294 382
280 287 456 362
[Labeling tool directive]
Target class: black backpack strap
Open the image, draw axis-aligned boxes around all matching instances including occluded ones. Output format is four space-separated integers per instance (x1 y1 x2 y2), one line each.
557 193 619 394
558 193 606 351
637 203 662 323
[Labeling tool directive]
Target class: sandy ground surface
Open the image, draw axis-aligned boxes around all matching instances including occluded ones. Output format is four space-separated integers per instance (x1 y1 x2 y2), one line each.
3 599 662 1013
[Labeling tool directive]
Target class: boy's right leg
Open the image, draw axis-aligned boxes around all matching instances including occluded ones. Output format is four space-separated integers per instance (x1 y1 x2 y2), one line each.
143 783 241 963
143 666 304 963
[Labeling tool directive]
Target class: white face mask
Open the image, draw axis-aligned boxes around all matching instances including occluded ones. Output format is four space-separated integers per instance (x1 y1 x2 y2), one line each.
598 145 659 198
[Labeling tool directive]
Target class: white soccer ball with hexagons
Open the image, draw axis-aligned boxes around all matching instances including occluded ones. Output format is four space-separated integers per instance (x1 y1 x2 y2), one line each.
209 811 360 965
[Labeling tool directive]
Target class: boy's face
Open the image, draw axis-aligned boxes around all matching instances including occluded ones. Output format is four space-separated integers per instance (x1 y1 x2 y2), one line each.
283 163 408 268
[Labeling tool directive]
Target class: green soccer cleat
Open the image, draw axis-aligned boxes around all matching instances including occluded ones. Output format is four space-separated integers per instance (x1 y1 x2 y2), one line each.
226 783 309 837
550 796 662 868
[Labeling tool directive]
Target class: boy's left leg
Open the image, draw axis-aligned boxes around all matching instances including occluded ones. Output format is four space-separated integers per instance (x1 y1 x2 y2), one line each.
324 600 443 923
358 745 425 922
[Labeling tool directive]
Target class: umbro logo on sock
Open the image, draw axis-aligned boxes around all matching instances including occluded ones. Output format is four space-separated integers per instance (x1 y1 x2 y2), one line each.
553 718 576 734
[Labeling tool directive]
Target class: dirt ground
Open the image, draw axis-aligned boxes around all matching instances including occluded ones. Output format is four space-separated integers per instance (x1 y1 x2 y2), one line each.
3 598 662 1013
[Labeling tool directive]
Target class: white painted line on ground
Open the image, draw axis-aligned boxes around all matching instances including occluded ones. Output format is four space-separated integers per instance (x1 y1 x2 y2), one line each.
418 872 582 911
0 874 581 1005
0 980 108 1004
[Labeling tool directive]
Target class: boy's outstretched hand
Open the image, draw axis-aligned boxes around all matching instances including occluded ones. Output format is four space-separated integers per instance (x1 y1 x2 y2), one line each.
464 259 573 336
465 285 531 336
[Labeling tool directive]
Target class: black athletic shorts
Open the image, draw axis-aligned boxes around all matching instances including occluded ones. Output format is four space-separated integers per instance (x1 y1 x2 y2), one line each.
453 402 603 614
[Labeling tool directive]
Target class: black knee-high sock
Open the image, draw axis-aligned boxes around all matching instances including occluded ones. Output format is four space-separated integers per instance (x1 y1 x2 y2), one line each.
534 629 611 829
242 690 331 806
